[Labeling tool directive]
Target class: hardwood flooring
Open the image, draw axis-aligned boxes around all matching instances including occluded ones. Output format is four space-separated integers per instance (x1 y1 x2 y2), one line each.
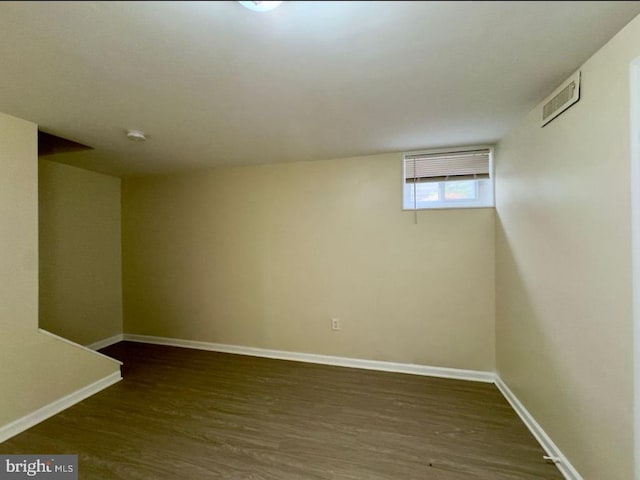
0 342 563 479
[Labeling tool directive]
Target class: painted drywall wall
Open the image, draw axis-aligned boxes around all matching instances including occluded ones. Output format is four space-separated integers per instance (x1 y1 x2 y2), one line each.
122 153 495 371
0 112 119 427
0 114 38 336
39 159 122 346
495 14 640 480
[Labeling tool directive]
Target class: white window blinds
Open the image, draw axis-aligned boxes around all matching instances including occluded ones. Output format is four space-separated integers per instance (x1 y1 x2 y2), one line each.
404 148 491 183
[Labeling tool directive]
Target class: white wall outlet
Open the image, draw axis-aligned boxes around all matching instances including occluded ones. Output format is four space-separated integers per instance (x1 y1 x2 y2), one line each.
331 318 341 331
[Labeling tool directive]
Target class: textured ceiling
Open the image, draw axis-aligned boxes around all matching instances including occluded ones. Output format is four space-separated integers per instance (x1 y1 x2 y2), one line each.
1 1 639 176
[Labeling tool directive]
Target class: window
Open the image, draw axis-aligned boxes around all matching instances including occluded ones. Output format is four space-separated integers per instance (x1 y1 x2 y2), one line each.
403 146 494 210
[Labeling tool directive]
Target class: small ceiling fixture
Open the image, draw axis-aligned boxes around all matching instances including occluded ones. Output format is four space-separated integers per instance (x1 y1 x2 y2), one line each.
126 130 146 142
238 1 283 12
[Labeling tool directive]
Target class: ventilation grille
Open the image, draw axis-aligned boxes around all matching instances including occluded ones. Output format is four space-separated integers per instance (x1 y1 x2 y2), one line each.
541 71 581 127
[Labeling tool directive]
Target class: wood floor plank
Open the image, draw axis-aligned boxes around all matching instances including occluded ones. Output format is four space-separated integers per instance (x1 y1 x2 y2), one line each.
0 342 563 479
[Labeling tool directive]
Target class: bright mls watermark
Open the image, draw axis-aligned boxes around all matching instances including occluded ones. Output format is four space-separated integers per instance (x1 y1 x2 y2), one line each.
0 456 77 479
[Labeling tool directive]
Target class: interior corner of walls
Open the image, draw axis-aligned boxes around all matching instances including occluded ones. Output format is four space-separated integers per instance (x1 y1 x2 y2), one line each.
85 333 124 352
491 20 640 479
38 160 124 348
494 376 584 480
1 110 122 445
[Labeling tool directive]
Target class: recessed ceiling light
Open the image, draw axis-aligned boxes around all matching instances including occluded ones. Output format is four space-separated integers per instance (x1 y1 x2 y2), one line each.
126 130 146 142
238 1 283 12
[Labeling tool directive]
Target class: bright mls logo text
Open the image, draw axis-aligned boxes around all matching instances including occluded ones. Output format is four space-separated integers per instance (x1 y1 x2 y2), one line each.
0 455 77 479
5 458 73 476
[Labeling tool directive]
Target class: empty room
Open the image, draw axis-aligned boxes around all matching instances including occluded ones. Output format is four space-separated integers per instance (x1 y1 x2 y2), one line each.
1 1 640 479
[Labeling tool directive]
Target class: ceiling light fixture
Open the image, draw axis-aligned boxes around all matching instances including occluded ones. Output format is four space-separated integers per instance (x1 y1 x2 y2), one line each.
126 130 146 142
238 1 283 12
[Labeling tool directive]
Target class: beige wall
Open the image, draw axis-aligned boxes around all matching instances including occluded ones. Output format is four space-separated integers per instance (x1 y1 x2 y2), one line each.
123 153 495 371
495 15 640 480
0 112 119 428
0 116 38 334
39 159 122 346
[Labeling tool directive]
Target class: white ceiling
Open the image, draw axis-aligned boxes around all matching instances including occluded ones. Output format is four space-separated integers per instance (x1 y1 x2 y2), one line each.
1 1 639 176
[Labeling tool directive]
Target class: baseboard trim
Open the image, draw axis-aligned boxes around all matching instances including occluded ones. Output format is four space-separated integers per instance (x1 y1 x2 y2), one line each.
0 371 122 444
1 331 581 477
86 334 124 351
120 334 579 479
494 377 583 480
122 333 496 383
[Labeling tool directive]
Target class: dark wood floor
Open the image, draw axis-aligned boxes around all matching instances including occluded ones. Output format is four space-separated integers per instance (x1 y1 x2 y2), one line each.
0 342 562 479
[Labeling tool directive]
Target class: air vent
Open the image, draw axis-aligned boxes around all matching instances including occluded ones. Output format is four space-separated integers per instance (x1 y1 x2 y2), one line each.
541 71 580 127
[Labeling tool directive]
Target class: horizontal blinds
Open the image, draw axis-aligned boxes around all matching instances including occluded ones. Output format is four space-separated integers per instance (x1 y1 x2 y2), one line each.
404 148 490 183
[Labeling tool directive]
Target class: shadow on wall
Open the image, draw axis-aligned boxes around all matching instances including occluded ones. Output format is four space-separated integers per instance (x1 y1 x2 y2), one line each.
494 211 612 476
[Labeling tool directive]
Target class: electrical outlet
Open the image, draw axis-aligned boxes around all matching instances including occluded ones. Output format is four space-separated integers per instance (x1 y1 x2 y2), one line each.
331 318 341 331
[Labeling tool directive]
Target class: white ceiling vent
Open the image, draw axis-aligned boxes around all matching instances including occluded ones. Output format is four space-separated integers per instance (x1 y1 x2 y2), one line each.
541 71 581 127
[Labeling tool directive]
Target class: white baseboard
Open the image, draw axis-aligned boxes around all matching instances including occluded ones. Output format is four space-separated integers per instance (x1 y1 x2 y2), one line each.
2 330 582 479
122 333 496 383
123 333 581 479
0 371 122 444
494 377 583 480
86 334 124 351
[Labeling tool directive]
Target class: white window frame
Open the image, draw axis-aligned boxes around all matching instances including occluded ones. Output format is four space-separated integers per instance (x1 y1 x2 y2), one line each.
402 145 495 210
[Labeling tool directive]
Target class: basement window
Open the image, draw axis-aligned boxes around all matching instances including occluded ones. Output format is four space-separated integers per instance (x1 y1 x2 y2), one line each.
403 146 494 210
